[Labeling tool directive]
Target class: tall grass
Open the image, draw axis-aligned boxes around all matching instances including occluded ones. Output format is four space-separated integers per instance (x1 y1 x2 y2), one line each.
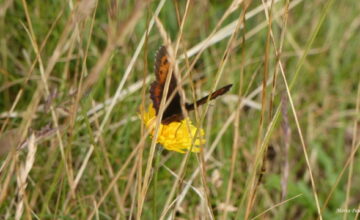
0 0 359 219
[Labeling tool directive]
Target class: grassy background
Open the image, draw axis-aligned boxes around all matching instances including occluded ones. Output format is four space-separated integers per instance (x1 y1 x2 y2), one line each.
0 0 360 219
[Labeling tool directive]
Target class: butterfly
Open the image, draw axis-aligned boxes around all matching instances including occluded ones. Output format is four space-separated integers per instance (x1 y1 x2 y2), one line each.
150 46 232 124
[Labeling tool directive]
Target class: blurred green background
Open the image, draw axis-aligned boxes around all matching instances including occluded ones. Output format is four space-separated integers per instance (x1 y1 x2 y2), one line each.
0 0 359 219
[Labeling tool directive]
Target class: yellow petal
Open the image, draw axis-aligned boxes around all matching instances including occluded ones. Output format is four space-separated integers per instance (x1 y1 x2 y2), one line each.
139 105 205 153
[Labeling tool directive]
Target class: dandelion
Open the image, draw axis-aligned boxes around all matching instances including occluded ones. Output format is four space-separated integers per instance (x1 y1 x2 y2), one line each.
140 104 205 153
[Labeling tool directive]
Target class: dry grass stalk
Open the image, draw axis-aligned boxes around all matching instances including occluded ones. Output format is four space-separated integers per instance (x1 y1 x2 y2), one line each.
72 0 166 207
281 94 291 200
279 58 323 219
15 134 37 220
7 0 97 202
222 1 251 219
79 0 150 98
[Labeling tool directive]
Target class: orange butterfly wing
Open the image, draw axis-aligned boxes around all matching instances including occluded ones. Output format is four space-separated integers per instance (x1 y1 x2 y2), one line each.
150 46 182 123
150 46 232 124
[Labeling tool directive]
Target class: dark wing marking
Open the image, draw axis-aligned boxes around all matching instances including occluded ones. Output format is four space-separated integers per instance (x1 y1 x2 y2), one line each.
161 114 185 125
185 84 232 111
163 84 232 124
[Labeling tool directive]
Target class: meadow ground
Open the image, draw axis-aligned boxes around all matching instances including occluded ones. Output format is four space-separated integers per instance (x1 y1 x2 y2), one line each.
0 0 359 219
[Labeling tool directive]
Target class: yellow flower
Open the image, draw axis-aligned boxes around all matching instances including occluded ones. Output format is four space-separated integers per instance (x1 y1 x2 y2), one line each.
140 104 205 153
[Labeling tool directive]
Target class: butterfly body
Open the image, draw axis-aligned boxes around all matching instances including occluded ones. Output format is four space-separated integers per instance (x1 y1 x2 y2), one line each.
150 46 232 124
